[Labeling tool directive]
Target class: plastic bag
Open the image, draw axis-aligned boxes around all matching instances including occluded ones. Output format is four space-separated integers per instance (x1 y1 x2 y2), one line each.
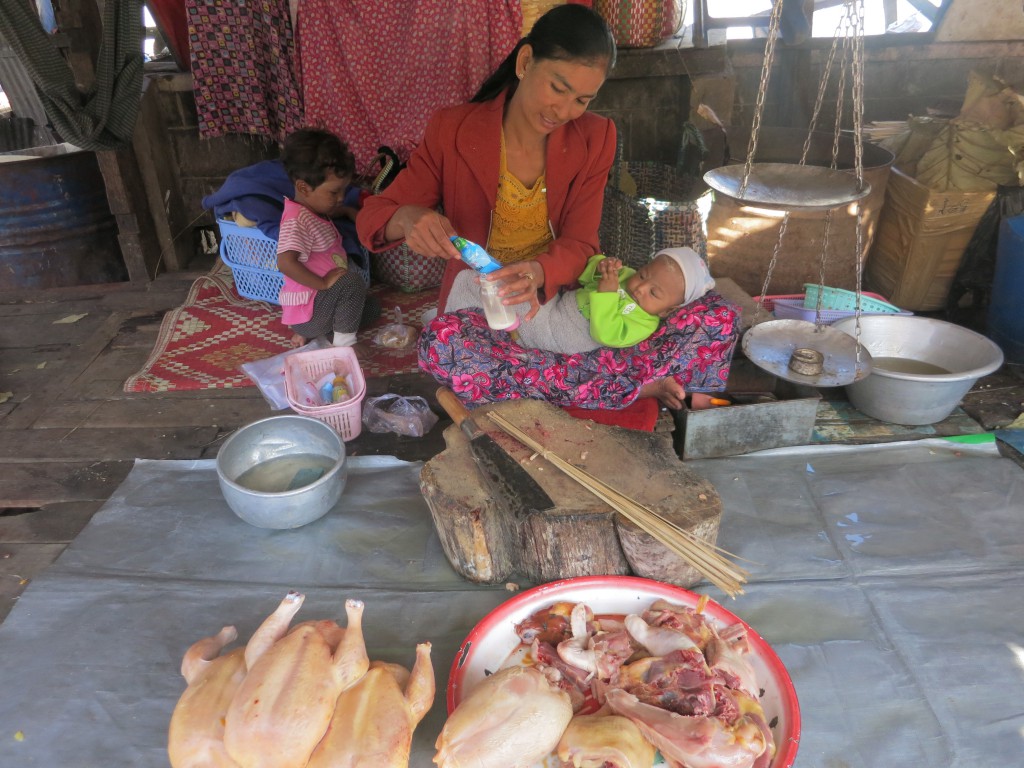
241 338 331 410
373 307 418 348
361 394 439 437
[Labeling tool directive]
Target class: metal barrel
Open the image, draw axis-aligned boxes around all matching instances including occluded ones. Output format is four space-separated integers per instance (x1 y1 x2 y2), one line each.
0 147 126 290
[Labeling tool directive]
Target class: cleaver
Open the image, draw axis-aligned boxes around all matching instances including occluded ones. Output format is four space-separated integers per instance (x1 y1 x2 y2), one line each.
435 387 554 516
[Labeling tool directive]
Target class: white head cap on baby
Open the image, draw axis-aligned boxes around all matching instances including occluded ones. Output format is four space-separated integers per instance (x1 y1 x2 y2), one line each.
657 247 715 306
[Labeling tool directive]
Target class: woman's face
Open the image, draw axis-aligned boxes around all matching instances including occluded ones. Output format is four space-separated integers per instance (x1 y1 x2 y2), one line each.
513 47 607 135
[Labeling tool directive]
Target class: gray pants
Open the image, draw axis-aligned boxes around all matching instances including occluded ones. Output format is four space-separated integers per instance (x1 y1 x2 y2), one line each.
446 270 599 355
290 270 368 339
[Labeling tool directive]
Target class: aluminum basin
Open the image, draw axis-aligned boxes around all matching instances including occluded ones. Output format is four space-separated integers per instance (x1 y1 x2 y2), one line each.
832 315 1004 425
216 415 347 529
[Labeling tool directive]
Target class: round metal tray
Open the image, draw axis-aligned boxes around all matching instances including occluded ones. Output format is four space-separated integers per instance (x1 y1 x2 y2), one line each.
742 319 873 387
704 162 872 211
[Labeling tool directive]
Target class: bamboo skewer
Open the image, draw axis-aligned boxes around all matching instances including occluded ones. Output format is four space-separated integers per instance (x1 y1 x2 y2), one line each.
486 412 749 598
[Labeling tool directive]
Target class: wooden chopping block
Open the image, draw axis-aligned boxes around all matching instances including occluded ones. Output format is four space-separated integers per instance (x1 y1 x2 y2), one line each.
420 400 723 587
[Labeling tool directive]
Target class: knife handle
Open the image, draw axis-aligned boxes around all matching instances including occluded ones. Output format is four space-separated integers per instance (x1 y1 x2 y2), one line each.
436 387 481 439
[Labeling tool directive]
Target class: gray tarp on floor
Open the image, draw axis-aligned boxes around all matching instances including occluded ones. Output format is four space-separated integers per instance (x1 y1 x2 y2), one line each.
0 442 1022 767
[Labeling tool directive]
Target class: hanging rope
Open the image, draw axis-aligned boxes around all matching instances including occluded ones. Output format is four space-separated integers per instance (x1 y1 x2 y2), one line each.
0 0 144 151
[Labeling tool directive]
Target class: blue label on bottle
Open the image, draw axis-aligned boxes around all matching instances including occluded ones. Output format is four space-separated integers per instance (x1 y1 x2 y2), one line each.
451 236 502 274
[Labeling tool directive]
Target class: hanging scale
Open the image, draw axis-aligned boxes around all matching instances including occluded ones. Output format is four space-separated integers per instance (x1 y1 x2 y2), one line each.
707 0 874 387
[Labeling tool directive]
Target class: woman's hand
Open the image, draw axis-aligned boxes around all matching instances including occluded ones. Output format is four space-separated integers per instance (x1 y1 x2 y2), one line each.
490 260 545 321
385 205 462 260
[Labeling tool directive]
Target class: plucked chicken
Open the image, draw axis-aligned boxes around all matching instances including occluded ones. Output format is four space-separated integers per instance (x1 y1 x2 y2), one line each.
223 598 370 768
434 665 574 768
556 712 656 768
307 642 434 768
168 591 307 768
167 626 245 768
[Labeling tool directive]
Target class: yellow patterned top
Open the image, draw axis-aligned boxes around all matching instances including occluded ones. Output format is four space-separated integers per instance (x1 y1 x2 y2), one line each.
487 132 553 265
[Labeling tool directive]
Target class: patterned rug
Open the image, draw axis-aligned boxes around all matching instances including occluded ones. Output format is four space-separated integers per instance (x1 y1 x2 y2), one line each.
124 268 438 393
357 287 438 378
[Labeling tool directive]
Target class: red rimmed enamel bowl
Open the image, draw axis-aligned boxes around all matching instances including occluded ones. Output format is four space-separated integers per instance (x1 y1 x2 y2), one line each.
447 575 800 768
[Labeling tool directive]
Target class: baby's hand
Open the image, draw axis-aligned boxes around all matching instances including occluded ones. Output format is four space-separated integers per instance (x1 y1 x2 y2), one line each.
597 257 622 292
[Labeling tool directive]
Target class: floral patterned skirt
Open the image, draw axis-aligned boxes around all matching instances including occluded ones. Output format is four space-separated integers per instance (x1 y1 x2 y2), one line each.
418 292 739 409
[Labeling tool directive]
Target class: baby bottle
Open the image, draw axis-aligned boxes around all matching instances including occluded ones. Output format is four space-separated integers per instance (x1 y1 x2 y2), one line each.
450 236 518 331
478 278 519 331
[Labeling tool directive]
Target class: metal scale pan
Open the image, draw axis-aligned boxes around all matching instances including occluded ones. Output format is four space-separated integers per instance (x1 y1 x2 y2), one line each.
704 162 871 212
742 319 873 388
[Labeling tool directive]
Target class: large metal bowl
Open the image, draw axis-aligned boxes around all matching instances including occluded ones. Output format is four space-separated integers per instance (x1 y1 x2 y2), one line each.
216 415 347 529
832 315 1004 425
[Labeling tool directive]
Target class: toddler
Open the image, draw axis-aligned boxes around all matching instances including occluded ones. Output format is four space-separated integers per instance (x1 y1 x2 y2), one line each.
277 128 373 347
446 246 715 355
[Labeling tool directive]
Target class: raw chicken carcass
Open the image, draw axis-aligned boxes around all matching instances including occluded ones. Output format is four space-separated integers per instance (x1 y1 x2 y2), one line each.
434 665 573 768
224 598 370 768
705 624 759 699
556 712 656 768
605 688 770 768
167 627 244 768
168 591 307 768
307 642 434 768
625 613 700 656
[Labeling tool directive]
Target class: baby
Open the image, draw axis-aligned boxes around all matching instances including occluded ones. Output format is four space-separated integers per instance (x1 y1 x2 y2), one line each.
446 246 715 355
276 128 373 348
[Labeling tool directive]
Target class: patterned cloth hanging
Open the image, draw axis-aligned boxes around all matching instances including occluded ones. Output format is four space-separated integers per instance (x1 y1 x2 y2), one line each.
185 0 303 143
297 0 521 168
0 0 143 151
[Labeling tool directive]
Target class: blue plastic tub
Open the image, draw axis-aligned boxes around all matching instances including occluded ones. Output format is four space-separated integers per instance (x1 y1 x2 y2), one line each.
989 215 1024 364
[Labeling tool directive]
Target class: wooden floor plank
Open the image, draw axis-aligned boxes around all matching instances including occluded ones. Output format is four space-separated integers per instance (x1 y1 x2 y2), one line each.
0 427 221 461
0 309 106 350
0 460 133 507
29 397 275 430
0 501 104 544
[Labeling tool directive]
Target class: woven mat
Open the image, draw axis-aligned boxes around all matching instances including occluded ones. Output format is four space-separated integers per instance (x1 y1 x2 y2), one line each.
124 268 438 393
357 286 438 378
123 270 293 392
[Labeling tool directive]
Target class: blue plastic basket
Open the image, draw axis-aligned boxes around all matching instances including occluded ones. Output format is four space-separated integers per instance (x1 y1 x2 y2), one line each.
217 218 371 305
803 283 902 313
218 219 284 304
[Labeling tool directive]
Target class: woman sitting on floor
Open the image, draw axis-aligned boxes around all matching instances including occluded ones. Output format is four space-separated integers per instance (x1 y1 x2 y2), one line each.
357 4 737 409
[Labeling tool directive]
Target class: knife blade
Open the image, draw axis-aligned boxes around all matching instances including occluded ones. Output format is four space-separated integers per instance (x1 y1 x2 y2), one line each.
435 387 554 516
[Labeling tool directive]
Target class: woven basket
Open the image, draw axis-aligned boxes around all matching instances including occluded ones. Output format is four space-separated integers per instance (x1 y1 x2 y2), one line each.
521 0 567 35
600 158 707 269
595 0 682 48
369 243 445 293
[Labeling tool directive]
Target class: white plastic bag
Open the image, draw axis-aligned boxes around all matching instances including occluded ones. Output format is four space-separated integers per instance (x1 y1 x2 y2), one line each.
372 307 418 348
361 394 439 437
241 338 331 410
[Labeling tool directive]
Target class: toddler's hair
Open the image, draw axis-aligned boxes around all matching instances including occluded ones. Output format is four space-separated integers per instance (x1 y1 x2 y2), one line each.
281 128 356 189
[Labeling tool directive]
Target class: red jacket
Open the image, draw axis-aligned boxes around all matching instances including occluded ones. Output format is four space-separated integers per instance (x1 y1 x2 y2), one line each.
356 90 617 310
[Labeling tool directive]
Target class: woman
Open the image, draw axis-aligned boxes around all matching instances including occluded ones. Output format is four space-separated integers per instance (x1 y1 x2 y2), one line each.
358 5 736 408
357 3 616 319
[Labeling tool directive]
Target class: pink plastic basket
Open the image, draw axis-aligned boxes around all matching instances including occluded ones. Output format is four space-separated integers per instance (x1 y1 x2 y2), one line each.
284 347 366 440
